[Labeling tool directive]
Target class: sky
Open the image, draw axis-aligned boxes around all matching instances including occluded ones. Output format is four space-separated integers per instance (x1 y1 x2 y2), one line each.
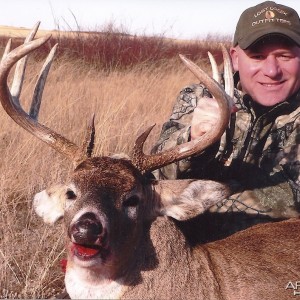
1 0 300 40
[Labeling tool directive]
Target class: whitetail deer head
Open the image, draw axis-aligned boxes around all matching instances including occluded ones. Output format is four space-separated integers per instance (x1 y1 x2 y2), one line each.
0 24 246 299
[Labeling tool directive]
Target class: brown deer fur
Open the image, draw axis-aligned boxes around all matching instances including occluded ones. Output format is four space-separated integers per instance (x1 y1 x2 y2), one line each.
34 157 300 299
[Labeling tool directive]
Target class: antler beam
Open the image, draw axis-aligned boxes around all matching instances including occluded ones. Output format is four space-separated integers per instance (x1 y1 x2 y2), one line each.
132 45 234 173
0 23 93 166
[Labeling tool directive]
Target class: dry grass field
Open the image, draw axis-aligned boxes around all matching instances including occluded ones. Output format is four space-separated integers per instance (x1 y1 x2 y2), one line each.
0 25 229 298
0 24 94 39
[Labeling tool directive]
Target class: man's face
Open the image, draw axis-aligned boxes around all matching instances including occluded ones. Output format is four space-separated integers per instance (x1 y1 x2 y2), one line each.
230 37 300 106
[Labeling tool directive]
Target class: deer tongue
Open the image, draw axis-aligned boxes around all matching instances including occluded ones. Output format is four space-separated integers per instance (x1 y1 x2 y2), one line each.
72 243 100 258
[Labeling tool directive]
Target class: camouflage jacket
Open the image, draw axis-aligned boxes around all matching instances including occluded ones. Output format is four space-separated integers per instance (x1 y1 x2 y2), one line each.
152 82 300 225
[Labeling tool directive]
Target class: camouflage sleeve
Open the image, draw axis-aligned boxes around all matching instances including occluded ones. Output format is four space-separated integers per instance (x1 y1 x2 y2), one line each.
151 84 210 179
262 123 300 211
230 120 300 217
207 125 300 221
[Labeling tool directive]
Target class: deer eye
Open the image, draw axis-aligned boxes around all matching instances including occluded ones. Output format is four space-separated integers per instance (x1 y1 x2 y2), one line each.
123 195 139 207
66 189 77 200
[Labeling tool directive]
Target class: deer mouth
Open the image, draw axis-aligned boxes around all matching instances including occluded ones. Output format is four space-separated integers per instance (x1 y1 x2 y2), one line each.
69 212 111 263
71 242 111 261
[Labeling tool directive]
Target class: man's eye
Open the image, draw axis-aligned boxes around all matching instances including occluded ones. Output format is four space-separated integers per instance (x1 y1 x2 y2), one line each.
66 190 76 200
279 54 293 60
251 55 264 60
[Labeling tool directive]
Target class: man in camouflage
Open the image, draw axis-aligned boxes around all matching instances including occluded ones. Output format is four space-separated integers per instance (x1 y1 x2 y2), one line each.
152 1 300 241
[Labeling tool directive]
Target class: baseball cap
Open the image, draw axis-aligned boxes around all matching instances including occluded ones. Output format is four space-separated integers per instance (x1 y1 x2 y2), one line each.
233 1 300 49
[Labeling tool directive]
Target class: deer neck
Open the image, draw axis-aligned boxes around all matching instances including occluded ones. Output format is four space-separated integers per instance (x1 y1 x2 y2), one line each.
65 265 126 299
64 216 192 299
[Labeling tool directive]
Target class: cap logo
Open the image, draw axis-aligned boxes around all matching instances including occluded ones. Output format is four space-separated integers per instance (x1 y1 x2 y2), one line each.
252 6 291 27
265 11 275 19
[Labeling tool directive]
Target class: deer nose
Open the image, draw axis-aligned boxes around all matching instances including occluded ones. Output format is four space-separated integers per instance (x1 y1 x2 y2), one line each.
70 212 103 245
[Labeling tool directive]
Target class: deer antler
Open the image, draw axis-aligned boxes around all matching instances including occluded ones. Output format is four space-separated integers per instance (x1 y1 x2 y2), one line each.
132 44 234 173
0 23 94 166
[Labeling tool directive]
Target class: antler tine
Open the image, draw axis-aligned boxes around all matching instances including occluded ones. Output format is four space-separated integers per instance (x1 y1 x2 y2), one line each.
132 51 232 173
131 124 156 171
179 54 228 103
29 43 58 120
80 114 96 160
221 44 234 98
207 51 220 84
10 21 41 103
2 39 12 60
0 34 82 166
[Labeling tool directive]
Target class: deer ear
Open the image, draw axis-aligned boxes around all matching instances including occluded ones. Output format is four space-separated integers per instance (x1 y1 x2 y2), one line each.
153 179 230 221
33 184 67 225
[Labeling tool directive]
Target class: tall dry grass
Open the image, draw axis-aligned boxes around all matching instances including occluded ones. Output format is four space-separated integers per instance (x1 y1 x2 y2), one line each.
0 31 225 298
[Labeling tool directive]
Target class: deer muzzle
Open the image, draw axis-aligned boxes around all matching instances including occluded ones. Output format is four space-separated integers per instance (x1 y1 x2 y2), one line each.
70 212 103 244
69 212 110 261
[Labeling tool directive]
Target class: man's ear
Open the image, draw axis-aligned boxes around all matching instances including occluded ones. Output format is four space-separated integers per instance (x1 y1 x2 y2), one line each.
230 46 239 72
33 184 67 225
153 179 230 221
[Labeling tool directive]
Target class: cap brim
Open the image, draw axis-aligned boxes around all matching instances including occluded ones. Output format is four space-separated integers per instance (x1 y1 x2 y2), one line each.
238 27 300 49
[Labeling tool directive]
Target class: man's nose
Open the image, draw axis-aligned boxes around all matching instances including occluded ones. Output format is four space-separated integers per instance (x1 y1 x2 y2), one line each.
262 55 282 78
